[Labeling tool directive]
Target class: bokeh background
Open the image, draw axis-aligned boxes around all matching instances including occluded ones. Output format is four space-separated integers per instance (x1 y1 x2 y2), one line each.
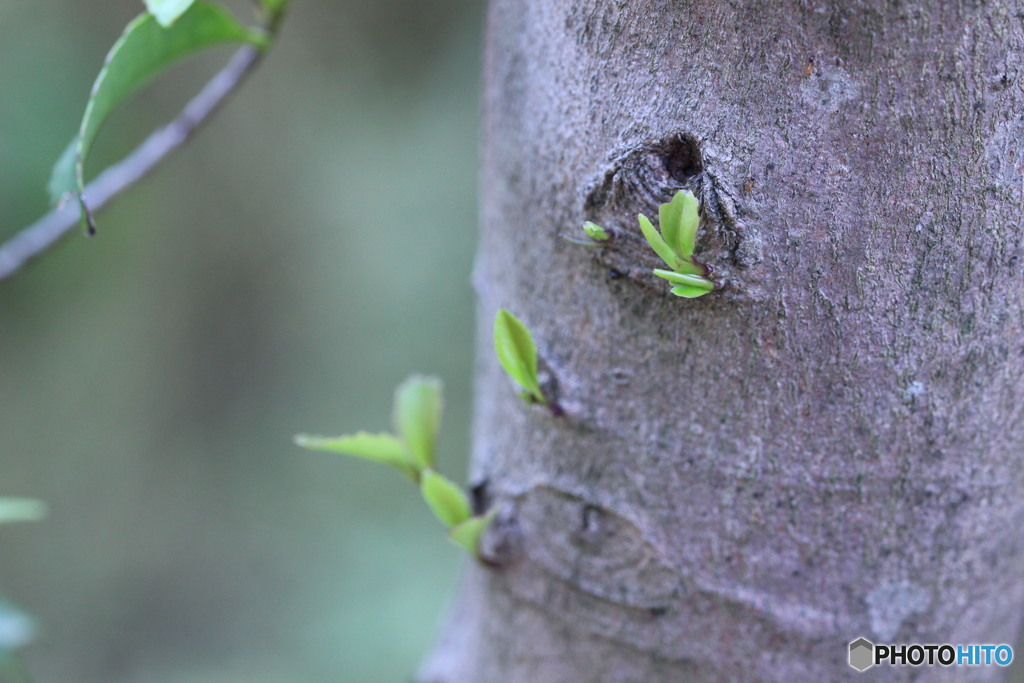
7 3 1024 683
0 0 481 680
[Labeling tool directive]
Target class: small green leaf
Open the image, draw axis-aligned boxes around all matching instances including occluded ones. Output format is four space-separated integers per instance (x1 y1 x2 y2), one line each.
675 190 700 257
294 432 416 479
652 269 715 289
494 309 544 404
659 190 699 257
48 2 266 222
638 213 682 270
658 194 683 257
392 375 443 471
144 0 196 26
449 508 497 556
671 285 713 298
0 499 47 525
420 470 471 528
582 221 610 242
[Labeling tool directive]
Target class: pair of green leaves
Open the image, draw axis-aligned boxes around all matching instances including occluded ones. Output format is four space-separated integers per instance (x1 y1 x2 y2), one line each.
295 375 443 481
494 309 546 406
638 190 715 298
294 376 493 556
48 2 272 233
420 471 496 555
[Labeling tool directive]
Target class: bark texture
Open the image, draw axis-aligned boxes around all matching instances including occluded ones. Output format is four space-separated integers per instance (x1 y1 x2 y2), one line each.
422 1 1024 680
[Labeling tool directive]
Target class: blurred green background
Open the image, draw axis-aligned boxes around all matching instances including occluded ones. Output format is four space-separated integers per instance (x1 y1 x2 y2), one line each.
0 1 481 680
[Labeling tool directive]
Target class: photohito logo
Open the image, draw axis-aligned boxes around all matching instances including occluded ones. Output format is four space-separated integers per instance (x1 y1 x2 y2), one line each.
849 637 1013 672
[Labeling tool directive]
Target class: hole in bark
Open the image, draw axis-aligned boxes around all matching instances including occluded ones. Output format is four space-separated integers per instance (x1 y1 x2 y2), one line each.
582 505 602 532
574 504 606 548
471 479 491 516
662 134 703 184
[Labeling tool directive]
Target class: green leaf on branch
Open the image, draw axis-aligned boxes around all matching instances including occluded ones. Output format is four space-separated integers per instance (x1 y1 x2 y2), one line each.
494 309 545 405
449 509 497 556
0 499 47 525
420 470 471 528
639 191 716 299
144 0 197 27
48 2 267 230
293 432 416 480
297 375 491 555
392 375 443 471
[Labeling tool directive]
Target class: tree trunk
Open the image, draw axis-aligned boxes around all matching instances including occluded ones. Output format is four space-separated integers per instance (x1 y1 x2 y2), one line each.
421 1 1024 680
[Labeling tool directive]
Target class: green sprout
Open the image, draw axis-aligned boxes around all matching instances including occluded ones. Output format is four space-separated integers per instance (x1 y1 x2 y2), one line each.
494 309 548 406
567 192 717 297
638 190 716 298
294 375 495 559
582 221 610 242
563 220 612 247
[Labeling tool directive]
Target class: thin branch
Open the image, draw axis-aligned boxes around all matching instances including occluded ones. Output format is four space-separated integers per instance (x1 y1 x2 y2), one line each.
0 43 267 282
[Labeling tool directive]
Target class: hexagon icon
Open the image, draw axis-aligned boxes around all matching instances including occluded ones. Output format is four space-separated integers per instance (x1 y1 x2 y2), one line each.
849 637 875 672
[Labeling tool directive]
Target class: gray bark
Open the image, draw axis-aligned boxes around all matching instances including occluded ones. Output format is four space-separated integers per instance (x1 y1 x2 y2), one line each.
422 1 1024 680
